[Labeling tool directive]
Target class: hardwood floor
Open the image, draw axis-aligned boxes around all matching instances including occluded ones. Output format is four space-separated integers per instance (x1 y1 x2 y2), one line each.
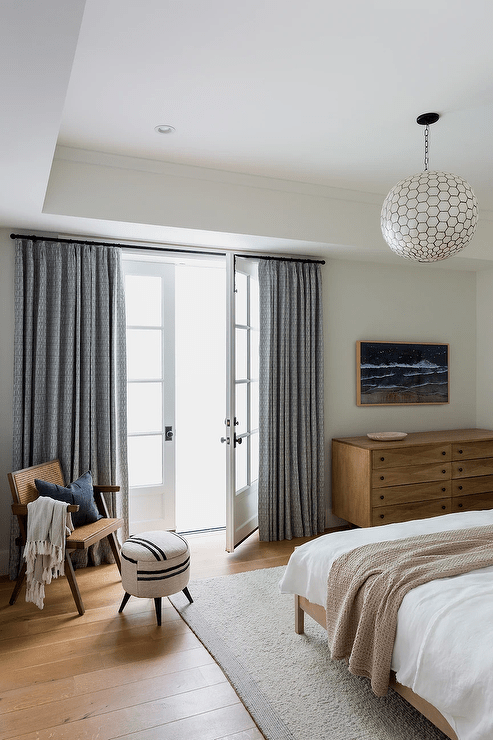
0 529 328 740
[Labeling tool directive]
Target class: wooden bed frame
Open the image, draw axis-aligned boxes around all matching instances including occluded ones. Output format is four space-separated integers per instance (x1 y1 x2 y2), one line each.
294 595 458 740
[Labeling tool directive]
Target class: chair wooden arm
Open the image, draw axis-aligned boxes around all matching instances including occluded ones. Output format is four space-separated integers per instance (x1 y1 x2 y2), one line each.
11 503 80 515
93 485 120 518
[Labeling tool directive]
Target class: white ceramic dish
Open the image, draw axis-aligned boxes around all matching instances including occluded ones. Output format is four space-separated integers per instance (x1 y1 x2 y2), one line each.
367 432 408 441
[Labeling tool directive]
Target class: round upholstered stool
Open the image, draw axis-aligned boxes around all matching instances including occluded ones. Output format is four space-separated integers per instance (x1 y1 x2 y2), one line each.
118 530 193 625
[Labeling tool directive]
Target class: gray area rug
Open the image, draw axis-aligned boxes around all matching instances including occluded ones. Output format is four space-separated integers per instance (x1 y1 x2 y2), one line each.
170 566 448 740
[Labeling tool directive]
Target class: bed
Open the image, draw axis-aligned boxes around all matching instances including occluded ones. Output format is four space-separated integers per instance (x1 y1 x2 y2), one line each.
279 509 493 740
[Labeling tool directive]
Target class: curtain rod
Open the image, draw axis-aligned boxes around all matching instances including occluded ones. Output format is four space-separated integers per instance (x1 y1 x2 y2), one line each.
10 233 226 258
10 233 325 265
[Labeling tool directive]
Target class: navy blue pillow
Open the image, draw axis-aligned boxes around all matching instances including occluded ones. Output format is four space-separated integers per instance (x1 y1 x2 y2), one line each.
35 470 103 528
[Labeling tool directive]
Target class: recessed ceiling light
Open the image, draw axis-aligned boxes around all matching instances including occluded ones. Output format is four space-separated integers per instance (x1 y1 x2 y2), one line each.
154 124 175 134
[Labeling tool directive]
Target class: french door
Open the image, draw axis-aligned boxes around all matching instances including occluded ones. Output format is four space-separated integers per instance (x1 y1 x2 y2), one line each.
124 258 176 533
123 250 259 550
224 253 260 552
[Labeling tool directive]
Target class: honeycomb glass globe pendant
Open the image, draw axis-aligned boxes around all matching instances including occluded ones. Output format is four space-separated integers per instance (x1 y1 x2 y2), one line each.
381 113 479 262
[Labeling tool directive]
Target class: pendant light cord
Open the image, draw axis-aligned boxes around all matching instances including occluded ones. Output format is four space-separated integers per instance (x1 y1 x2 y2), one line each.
424 124 429 171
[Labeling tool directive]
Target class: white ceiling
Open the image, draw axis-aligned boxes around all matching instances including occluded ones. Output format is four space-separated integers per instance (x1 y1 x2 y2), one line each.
2 0 493 265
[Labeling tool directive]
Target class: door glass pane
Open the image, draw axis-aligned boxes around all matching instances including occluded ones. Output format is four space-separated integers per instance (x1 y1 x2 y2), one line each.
128 435 163 486
236 437 247 492
236 382 247 435
250 278 259 329
235 272 248 325
250 380 259 430
127 329 162 379
250 430 259 484
175 261 226 531
125 275 162 326
128 383 162 433
250 329 259 380
236 327 248 379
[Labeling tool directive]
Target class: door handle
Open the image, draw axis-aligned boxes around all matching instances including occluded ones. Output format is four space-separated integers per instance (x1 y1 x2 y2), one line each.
165 426 174 441
221 435 243 446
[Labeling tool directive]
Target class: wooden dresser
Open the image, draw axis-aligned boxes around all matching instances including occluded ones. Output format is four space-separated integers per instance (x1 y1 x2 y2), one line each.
332 428 493 527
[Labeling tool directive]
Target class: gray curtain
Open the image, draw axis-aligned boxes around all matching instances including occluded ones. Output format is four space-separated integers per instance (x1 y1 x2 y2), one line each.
9 238 128 577
258 259 324 541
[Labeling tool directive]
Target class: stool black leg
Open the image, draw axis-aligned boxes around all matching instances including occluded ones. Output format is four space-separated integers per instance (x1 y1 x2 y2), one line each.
154 597 162 626
119 592 131 613
182 586 193 604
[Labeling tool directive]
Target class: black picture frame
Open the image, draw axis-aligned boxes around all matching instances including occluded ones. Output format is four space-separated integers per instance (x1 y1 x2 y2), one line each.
356 341 449 406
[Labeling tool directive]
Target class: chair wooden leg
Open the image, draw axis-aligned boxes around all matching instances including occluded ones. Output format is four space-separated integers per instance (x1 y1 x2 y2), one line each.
9 561 27 606
108 531 122 573
119 592 131 613
154 597 162 626
64 551 85 616
182 586 193 604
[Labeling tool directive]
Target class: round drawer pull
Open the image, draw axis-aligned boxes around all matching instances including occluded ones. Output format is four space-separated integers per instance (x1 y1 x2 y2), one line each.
380 457 385 462
380 495 384 500
442 470 446 474
442 451 446 456
442 487 446 492
441 505 446 510
458 449 463 454
458 503 463 508
458 467 463 472
380 514 385 519
458 485 463 490
380 476 385 481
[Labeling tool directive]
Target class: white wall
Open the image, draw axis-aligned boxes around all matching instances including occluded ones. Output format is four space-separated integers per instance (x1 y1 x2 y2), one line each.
323 259 477 526
0 232 482 571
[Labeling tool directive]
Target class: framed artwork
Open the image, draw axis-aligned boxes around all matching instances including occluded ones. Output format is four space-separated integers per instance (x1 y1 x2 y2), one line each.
356 340 449 406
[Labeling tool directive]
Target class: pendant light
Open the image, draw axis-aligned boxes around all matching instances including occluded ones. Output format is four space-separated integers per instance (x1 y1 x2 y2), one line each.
381 113 478 262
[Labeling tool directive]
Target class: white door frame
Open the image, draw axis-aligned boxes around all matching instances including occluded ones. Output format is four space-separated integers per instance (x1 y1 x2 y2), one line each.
225 253 259 552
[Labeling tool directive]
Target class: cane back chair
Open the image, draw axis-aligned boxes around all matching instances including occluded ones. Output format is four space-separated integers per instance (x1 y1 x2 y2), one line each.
9 459 123 615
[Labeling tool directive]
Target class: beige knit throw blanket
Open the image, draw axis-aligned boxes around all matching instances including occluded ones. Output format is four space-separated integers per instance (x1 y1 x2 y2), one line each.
326 524 493 696
24 497 74 610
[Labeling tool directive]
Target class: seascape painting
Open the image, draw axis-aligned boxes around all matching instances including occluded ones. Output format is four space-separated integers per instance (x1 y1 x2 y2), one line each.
357 341 449 406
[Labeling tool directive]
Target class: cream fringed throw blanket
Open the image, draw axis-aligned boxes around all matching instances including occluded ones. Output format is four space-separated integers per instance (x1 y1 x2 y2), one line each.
24 497 74 609
326 524 493 697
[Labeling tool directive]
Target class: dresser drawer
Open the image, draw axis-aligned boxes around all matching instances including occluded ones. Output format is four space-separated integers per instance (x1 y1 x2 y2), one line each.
452 492 493 513
452 474 493 496
372 462 451 488
372 444 450 469
371 480 451 507
372 498 451 526
452 459 493 479
452 440 493 460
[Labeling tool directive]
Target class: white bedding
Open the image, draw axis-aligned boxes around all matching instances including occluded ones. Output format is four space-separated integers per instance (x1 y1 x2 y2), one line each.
279 510 493 740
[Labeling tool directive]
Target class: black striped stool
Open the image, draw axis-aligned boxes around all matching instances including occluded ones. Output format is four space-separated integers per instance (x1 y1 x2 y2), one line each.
118 530 193 625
